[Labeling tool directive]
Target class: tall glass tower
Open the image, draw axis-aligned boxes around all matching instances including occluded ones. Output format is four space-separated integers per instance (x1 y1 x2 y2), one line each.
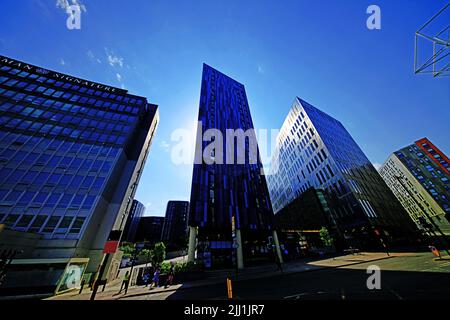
0 55 158 293
188 64 279 269
267 97 417 248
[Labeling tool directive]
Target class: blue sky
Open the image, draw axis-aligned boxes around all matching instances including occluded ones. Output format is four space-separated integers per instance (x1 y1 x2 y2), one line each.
1 0 448 216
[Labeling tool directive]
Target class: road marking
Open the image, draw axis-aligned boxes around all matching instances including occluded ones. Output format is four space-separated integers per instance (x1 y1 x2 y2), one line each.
385 284 403 300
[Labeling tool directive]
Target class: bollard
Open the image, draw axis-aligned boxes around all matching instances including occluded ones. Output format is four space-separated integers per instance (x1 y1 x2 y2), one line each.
227 278 233 299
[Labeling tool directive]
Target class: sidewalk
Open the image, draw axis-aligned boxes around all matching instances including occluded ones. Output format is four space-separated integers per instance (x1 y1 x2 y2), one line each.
48 252 403 300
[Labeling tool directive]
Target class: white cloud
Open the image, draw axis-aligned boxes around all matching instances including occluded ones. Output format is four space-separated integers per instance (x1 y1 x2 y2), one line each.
105 48 124 68
86 50 102 64
116 73 122 82
56 0 87 13
257 65 264 74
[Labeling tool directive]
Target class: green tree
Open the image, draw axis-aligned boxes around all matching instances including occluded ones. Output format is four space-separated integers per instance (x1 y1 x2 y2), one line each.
151 242 166 267
138 249 152 264
119 242 135 258
319 227 334 247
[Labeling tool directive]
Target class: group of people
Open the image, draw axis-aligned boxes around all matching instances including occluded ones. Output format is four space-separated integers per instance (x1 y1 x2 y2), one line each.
118 262 175 295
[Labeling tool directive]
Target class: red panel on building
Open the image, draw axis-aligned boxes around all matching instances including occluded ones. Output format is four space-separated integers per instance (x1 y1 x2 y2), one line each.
415 137 450 175
103 241 119 254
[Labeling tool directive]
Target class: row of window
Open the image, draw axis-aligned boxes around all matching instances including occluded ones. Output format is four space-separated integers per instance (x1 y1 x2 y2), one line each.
0 89 138 125
0 213 86 235
0 132 119 159
0 190 98 210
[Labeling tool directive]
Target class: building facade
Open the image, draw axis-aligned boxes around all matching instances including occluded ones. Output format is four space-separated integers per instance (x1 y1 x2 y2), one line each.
135 216 165 244
267 97 417 248
0 55 159 294
122 200 145 243
188 64 280 269
379 138 450 237
161 201 189 250
275 188 338 257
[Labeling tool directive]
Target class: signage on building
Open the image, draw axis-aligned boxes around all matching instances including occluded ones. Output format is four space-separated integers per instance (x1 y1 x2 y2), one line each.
0 55 127 94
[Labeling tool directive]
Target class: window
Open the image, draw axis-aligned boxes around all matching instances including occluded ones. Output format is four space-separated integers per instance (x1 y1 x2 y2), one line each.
4 214 20 226
93 177 105 189
16 215 33 228
57 194 73 209
5 190 23 202
82 195 96 209
42 216 61 233
18 191 36 205
57 216 73 229
69 217 86 234
81 176 94 188
29 215 47 232
70 194 85 207
33 191 49 204
45 193 61 207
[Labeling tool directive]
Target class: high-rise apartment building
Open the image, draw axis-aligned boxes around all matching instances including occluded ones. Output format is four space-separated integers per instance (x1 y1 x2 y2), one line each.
161 201 189 249
0 55 158 294
122 200 146 243
135 216 165 244
267 98 416 248
379 138 450 236
188 64 280 269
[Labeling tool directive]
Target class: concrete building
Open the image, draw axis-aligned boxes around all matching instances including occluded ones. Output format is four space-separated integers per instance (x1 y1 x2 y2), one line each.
379 138 450 237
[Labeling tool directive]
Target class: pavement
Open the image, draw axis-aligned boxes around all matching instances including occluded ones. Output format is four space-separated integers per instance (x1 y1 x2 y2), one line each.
48 251 419 300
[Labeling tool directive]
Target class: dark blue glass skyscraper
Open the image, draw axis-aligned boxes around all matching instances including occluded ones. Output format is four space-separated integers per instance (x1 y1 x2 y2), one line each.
0 55 158 294
188 64 279 269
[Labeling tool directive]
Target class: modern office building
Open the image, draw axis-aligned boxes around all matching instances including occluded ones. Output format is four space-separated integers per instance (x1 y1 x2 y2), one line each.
267 97 417 248
161 201 189 250
275 188 338 255
0 55 159 294
122 200 146 243
135 216 165 244
379 138 450 237
188 64 281 269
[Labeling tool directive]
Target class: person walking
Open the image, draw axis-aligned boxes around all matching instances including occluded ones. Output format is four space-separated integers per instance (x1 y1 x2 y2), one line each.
143 271 150 287
165 263 175 288
149 267 160 289
118 271 130 294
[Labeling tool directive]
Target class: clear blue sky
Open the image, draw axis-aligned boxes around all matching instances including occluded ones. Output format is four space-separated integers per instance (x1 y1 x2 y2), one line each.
1 1 448 216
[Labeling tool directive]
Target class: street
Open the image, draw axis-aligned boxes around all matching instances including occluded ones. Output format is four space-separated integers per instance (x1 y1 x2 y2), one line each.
121 252 450 300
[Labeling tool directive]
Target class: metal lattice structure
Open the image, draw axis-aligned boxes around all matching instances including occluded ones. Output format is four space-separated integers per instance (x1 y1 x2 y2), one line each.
414 3 450 77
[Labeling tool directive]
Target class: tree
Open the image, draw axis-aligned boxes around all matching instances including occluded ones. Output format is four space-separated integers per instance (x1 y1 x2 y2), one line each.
151 242 166 267
138 249 152 264
319 227 334 247
119 242 135 258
